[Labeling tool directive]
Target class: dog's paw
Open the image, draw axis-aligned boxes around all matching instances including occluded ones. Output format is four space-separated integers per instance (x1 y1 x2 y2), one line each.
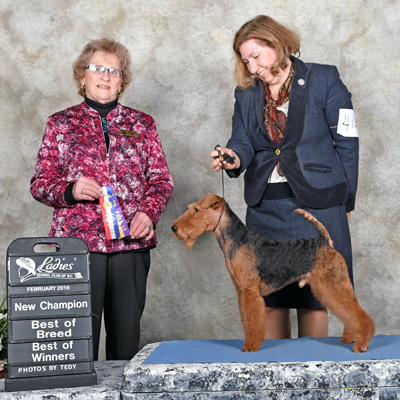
341 332 355 344
341 336 355 344
242 341 262 352
352 342 369 353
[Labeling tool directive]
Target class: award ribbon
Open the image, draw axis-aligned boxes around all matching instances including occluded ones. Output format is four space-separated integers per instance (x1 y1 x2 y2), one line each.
100 185 130 240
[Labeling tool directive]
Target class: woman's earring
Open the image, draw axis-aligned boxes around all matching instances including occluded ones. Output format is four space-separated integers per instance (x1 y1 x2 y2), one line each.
80 84 86 90
117 90 122 98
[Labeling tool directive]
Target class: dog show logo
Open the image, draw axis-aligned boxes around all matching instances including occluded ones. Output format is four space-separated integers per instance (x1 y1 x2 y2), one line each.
16 257 83 283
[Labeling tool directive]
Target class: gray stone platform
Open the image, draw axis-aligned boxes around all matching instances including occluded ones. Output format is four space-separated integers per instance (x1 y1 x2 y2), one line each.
1 342 400 399
121 343 400 399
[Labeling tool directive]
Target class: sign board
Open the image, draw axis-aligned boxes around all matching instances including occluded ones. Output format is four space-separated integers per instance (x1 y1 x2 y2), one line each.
5 237 97 392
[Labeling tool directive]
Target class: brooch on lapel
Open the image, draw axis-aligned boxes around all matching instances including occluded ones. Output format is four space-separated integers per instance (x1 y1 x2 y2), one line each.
120 129 138 137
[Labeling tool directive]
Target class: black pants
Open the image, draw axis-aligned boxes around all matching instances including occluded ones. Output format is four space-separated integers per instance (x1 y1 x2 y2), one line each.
89 251 150 361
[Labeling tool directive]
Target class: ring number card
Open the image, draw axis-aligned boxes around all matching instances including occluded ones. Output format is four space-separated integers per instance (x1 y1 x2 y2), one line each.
5 237 97 392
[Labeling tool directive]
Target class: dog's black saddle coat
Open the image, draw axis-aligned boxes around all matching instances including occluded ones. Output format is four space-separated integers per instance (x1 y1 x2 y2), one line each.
223 203 328 289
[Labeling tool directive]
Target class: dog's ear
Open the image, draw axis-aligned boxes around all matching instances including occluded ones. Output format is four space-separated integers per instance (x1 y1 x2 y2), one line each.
201 193 223 210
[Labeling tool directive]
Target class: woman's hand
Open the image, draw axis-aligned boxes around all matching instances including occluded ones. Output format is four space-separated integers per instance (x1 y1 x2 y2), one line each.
130 212 154 240
73 177 103 201
210 147 240 172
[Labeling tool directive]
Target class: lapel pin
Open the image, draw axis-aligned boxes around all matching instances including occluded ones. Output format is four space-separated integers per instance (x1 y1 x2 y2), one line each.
120 129 138 137
298 79 305 86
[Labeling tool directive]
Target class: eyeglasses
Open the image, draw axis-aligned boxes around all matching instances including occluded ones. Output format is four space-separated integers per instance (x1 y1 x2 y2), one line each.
86 64 123 78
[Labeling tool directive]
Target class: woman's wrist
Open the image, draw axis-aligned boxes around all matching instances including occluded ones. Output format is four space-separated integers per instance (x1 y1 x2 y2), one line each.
232 151 241 170
64 182 77 205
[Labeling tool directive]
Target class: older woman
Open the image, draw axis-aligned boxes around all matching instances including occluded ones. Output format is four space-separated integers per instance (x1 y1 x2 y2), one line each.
31 38 173 360
211 16 358 340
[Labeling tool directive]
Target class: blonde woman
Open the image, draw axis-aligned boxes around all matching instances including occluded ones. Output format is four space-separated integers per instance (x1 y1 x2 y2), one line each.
211 16 358 340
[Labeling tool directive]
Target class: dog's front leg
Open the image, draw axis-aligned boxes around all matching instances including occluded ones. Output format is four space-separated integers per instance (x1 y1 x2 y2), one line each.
236 288 266 352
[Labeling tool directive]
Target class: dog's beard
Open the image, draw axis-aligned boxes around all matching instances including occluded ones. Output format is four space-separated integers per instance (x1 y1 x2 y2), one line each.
173 230 198 249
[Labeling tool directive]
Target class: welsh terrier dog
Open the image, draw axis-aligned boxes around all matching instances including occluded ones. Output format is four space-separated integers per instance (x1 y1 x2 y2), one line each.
171 193 375 353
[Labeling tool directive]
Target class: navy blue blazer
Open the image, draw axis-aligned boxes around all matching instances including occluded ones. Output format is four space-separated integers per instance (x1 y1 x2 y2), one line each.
227 57 359 211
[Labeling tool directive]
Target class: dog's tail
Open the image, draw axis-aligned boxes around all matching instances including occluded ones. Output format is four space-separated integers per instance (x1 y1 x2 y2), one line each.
294 209 333 246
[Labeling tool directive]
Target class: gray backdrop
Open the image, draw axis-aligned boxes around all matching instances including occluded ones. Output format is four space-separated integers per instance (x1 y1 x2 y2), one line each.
1 0 399 360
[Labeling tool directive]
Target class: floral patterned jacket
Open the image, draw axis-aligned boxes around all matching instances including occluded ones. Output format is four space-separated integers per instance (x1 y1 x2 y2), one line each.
30 101 174 253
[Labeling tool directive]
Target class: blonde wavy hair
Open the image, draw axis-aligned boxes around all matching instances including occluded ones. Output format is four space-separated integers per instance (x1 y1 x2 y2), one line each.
233 16 300 88
73 38 132 97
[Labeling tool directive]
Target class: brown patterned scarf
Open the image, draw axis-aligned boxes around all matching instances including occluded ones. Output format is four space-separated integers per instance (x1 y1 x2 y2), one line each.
262 61 294 176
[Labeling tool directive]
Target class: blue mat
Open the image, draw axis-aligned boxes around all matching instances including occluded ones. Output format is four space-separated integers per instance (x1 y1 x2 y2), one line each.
142 335 400 364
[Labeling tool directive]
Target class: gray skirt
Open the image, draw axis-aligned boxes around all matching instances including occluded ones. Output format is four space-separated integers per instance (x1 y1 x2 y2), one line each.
246 182 353 309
